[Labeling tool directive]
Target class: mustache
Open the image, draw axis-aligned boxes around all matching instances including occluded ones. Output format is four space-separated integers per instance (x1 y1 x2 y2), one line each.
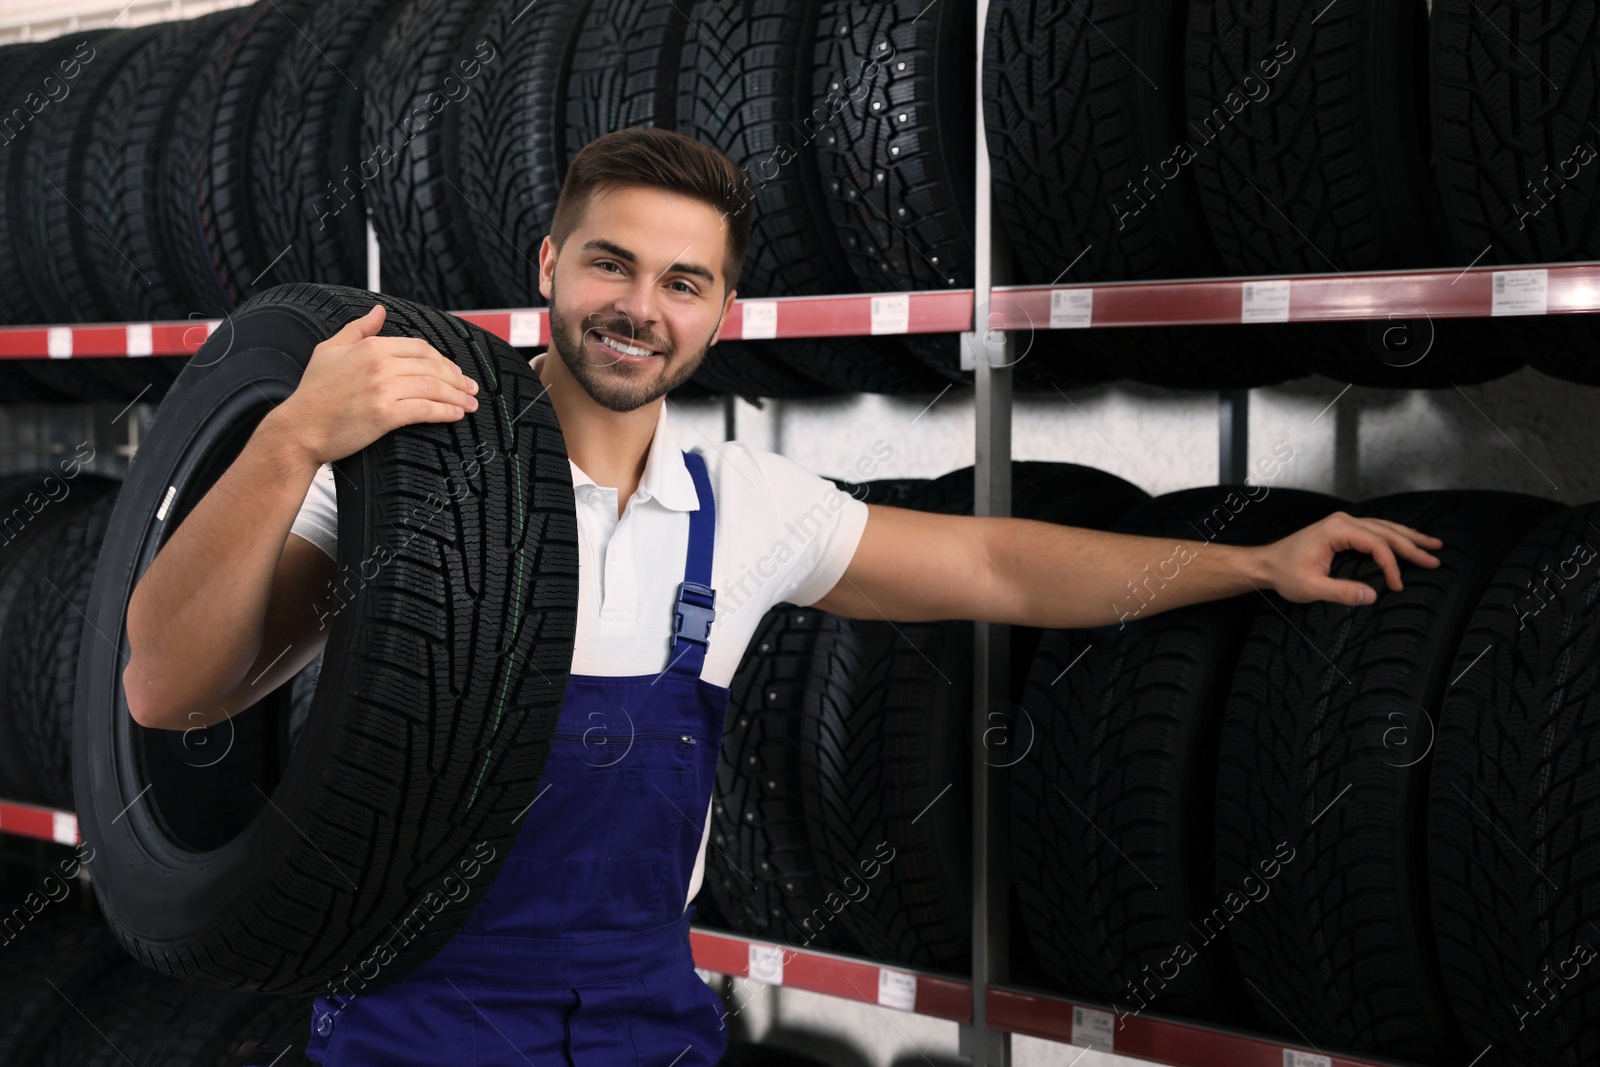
584 320 670 355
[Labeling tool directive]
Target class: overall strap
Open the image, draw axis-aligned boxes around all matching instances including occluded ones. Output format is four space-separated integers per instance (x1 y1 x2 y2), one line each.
668 449 716 677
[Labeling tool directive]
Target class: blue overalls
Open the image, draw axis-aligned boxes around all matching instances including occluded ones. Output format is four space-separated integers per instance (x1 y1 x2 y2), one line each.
304 449 731 1066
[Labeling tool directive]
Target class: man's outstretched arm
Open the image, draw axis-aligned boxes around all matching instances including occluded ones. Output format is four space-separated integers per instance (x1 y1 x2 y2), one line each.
808 503 1443 629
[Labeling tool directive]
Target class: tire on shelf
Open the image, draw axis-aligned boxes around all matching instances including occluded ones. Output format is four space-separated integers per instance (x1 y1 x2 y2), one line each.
202 0 324 309
251 0 407 297
358 0 505 309
8 476 123 810
45 961 314 1067
162 10 254 318
804 462 1148 969
0 471 106 804
0 912 136 1065
1428 501 1600 1066
719 1045 833 1067
813 0 974 294
99 11 238 323
1296 315 1532 390
0 32 111 327
1431 1 1600 267
459 0 587 309
676 0 950 395
73 282 579 994
1011 484 1344 1024
1185 0 1446 274
22 27 164 325
1058 323 1315 390
705 476 925 950
983 0 1220 285
1216 489 1562 1061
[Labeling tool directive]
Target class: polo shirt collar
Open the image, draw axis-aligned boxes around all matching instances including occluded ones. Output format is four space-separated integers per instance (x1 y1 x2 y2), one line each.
567 401 701 512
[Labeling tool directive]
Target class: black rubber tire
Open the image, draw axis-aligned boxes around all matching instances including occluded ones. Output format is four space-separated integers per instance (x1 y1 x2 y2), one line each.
202 0 324 309
1012 484 1344 1022
1185 0 1447 274
164 11 253 317
1524 316 1600 386
719 1045 832 1067
1428 501 1600 1066
0 32 112 327
1061 322 1316 390
459 0 588 308
1432 0 1600 266
22 28 163 325
251 0 406 296
1296 315 1532 390
676 0 949 394
708 604 863 951
692 339 838 401
564 0 694 157
72 282 579 994
1216 489 1562 1061
358 0 504 309
983 0 1220 285
8 477 122 810
0 471 104 804
813 0 975 292
705 477 922 948
0 912 136 1065
804 463 1148 969
101 11 240 322
44 964 313 1067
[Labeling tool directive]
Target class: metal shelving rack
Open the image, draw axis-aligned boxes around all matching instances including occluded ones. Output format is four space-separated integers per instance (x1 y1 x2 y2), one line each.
3 0 1600 1062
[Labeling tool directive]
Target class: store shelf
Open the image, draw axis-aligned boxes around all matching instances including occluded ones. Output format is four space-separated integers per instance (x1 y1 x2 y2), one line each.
0 798 79 845
689 926 973 1023
0 260 1595 362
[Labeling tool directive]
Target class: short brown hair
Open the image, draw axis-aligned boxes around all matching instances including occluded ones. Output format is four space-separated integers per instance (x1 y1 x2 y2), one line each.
550 127 756 295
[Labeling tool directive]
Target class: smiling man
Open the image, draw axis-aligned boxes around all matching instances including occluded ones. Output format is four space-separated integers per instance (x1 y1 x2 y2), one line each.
122 127 1441 1066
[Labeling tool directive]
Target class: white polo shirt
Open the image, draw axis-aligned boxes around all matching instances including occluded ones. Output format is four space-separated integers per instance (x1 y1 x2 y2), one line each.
288 397 870 906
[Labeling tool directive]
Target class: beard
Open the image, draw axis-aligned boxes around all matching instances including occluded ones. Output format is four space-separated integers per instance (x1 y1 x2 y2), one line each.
546 278 709 413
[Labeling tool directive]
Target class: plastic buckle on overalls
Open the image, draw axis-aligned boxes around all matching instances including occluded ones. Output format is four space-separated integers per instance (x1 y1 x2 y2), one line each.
672 580 716 647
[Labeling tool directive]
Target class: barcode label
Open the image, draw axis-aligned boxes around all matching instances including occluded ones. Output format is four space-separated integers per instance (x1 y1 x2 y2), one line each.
1282 1051 1331 1067
870 294 910 335
742 300 778 339
747 944 784 986
510 311 542 347
1071 1006 1115 1051
877 969 916 1011
1491 269 1548 317
1050 289 1094 329
1241 280 1292 323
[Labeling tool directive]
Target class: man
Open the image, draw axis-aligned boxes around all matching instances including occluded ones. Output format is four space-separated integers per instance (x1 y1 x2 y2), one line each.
123 127 1441 1065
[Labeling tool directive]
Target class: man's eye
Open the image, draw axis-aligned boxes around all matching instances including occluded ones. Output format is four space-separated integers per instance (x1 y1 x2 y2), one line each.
671 281 696 294
597 260 621 273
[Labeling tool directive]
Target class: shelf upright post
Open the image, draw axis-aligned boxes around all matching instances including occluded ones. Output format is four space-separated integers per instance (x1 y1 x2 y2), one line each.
367 215 382 294
959 0 1011 1062
1219 387 1249 484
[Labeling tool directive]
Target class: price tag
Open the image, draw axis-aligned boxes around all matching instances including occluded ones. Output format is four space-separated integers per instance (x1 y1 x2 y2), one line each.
877 968 917 1011
1241 280 1291 323
747 944 785 985
742 300 778 340
870 294 910 335
48 327 72 358
205 319 220 337
1491 269 1549 317
1071 1006 1115 1051
1282 1051 1331 1067
126 324 154 357
52 811 77 845
1050 288 1094 329
510 311 542 347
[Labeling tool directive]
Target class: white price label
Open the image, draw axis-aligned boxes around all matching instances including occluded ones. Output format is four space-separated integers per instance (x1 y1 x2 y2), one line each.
48 327 72 358
1049 288 1094 329
747 944 785 986
742 300 778 340
870 293 910 335
876 969 917 1011
1071 1006 1115 1051
1282 1051 1331 1067
1491 269 1549 317
205 319 220 337
52 811 77 845
1241 280 1292 323
510 311 542 347
126 324 154 357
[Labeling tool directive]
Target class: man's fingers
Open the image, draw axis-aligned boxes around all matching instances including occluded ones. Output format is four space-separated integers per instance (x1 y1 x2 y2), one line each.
1367 516 1444 548
325 303 386 348
1340 523 1403 590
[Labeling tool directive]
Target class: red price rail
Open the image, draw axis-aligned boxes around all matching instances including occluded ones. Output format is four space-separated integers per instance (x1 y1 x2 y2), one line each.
0 798 79 845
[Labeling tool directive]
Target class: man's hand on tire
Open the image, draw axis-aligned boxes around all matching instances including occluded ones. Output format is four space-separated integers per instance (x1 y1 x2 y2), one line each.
267 303 482 466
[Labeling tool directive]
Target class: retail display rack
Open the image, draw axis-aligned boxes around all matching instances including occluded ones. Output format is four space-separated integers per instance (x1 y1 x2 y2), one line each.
4 0 1600 1064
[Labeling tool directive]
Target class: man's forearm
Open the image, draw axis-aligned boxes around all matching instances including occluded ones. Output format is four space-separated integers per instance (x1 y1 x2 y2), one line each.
988 517 1274 630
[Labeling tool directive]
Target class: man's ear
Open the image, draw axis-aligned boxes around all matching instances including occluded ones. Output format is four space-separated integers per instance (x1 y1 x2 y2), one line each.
537 236 556 302
709 287 737 346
